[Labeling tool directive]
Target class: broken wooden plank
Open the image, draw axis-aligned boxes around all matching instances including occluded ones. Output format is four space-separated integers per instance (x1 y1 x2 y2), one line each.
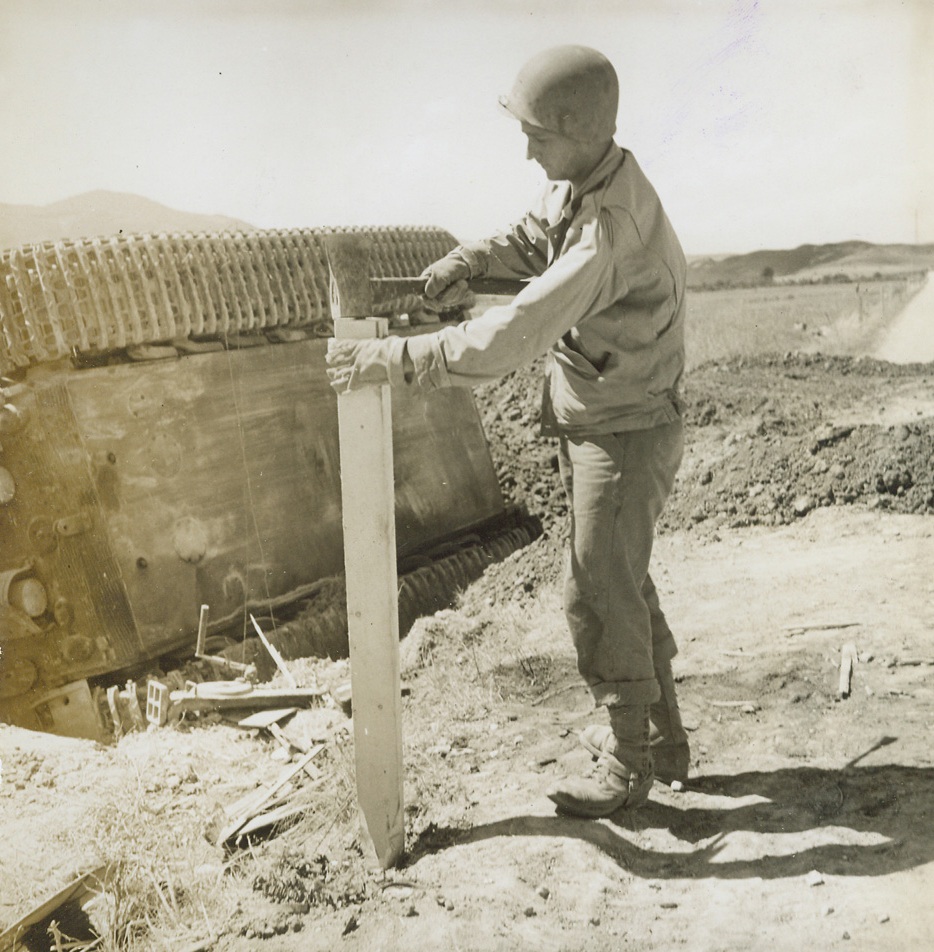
169 685 324 717
223 784 293 824
0 866 108 952
195 604 254 677
326 233 404 869
195 603 209 655
784 622 860 635
838 642 858 699
237 708 298 730
236 802 308 840
268 723 302 753
249 613 298 689
216 745 324 847
237 708 320 778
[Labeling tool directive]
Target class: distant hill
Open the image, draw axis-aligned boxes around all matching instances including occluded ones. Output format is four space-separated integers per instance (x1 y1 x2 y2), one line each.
0 191 256 251
5 195 931 291
687 240 934 289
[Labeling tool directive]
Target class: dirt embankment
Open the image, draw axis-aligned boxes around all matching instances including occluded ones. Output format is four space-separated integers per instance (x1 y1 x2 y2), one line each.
470 352 934 599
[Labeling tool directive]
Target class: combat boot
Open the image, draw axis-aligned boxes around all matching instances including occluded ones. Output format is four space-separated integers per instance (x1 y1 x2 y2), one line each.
548 704 653 817
579 658 690 784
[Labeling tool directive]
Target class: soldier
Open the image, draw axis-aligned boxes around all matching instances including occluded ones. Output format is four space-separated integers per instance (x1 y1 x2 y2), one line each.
327 45 690 817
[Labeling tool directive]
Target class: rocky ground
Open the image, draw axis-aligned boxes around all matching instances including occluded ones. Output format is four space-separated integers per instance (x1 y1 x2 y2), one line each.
2 280 933 951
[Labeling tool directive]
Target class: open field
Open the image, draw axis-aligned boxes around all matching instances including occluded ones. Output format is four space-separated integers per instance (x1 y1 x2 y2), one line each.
684 277 925 370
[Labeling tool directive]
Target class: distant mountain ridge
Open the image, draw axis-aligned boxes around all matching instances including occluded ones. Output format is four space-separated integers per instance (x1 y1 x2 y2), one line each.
3 192 932 289
0 190 256 251
688 240 934 289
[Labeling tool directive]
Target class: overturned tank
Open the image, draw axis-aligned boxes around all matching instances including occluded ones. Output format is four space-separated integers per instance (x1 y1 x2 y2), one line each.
0 226 536 737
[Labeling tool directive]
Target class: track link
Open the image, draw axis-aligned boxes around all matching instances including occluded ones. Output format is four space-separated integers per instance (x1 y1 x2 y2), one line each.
0 226 459 375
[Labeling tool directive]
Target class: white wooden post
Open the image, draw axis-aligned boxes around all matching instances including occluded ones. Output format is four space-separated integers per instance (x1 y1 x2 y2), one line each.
326 235 404 869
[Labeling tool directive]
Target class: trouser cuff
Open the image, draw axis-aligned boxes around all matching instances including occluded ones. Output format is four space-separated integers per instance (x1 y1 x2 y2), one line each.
590 677 661 708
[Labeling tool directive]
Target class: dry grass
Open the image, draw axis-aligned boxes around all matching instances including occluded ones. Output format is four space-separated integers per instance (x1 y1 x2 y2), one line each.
63 776 237 950
403 594 569 718
685 278 920 370
45 731 369 949
32 611 555 952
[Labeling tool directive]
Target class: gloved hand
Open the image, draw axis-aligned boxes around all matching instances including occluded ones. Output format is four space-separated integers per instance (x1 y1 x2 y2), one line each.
421 256 472 307
326 337 405 393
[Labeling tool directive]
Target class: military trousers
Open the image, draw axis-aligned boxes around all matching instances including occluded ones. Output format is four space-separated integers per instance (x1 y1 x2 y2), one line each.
558 418 684 708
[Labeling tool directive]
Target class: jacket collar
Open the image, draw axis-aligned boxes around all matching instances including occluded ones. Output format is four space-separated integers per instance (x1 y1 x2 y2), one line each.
569 142 624 204
545 143 625 227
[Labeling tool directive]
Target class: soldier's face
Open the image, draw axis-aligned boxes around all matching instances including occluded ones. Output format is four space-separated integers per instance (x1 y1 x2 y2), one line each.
521 122 590 182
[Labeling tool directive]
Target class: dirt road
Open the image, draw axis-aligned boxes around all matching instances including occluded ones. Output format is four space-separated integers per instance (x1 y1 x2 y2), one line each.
4 504 932 952
873 271 934 362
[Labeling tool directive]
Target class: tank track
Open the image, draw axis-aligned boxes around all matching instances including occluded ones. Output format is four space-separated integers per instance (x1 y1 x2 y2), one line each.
220 511 542 664
0 225 459 376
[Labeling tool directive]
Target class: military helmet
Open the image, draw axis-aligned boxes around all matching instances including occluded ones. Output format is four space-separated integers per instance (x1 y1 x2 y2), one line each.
499 45 619 143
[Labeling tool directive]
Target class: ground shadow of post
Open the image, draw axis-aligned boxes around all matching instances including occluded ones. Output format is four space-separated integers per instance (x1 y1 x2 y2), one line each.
406 744 934 881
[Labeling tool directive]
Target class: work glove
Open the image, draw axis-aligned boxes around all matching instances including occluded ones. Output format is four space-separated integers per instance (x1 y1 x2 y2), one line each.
325 336 406 393
421 256 472 308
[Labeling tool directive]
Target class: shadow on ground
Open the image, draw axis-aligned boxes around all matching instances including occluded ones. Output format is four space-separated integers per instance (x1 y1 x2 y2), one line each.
407 756 933 881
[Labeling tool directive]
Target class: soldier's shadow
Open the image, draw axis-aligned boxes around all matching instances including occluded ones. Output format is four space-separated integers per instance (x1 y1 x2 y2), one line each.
407 753 934 880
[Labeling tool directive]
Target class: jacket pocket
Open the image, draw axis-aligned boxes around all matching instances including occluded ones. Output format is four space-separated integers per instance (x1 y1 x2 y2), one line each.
553 335 603 379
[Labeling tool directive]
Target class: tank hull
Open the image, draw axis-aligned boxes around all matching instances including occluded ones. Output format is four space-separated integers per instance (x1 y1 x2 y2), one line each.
0 338 504 731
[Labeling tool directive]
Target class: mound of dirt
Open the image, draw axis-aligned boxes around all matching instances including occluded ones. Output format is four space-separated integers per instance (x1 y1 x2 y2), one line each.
470 352 934 602
672 353 934 529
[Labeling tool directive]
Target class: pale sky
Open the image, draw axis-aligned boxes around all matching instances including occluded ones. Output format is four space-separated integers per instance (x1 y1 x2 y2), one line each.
1 0 931 255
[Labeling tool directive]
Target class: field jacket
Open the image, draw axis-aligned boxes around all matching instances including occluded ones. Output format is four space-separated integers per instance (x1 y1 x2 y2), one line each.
402 144 686 436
